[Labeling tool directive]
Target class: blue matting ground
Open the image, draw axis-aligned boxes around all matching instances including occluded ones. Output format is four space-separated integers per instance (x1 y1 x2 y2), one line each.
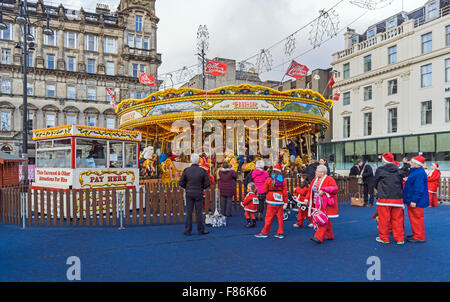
0 202 449 282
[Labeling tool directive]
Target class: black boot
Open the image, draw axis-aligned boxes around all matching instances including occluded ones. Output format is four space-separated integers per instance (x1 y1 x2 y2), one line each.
251 219 256 228
245 219 252 228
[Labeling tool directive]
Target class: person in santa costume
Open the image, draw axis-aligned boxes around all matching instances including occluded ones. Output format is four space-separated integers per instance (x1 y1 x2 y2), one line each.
427 162 441 208
255 163 288 239
293 174 313 228
241 182 258 228
403 155 429 243
307 165 339 244
374 152 405 245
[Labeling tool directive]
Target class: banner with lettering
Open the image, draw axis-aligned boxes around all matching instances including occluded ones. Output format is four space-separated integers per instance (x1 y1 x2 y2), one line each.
285 60 309 81
205 60 227 76
138 71 156 85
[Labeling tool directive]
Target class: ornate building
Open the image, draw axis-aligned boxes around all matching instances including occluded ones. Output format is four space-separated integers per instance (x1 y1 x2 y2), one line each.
0 0 161 162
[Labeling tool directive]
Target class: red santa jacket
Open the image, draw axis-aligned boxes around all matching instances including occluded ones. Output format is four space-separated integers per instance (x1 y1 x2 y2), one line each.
262 177 288 206
241 191 258 212
294 186 309 203
427 169 441 193
306 176 339 218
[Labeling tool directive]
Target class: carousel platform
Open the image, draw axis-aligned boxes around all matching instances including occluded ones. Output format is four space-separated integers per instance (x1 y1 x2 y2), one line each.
0 202 448 282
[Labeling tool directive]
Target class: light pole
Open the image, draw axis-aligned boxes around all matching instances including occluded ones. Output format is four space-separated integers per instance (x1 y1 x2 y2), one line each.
196 25 209 90
3 0 53 183
166 73 174 88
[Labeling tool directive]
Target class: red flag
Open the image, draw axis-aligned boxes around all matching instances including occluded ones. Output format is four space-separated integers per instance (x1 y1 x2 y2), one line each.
138 71 156 85
327 74 335 88
205 60 227 76
106 88 116 99
285 60 309 81
333 92 341 101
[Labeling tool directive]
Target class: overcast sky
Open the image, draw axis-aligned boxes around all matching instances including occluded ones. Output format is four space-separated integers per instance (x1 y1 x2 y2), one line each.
52 0 428 84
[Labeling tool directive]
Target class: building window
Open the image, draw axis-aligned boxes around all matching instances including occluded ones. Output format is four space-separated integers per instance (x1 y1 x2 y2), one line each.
0 112 11 131
388 108 398 133
87 87 96 101
364 112 372 136
67 86 76 99
421 64 432 88
0 23 14 40
364 55 372 72
388 79 398 95
343 92 350 105
129 91 135 99
106 117 115 129
64 32 78 49
44 30 57 46
136 92 142 99
107 93 114 103
343 63 350 79
47 54 55 70
27 52 33 67
1 49 11 64
421 32 432 54
136 36 142 54
446 98 450 123
363 86 372 101
106 61 115 76
132 64 138 77
67 56 76 72
426 0 439 20
386 18 397 30
1 79 11 94
84 34 98 51
27 82 33 96
46 114 56 128
104 37 117 54
128 34 135 53
446 58 450 82
139 64 145 73
87 59 96 74
67 114 76 125
136 16 143 32
144 37 150 54
421 101 432 125
343 117 350 138
46 84 55 97
447 26 450 46
87 116 96 127
367 27 376 38
388 46 397 64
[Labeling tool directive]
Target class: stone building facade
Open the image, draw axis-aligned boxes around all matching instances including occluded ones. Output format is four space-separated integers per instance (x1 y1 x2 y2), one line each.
0 0 161 161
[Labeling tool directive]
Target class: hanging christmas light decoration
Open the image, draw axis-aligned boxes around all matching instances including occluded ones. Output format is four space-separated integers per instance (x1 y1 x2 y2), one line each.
350 0 394 10
177 66 194 83
309 9 340 49
284 34 296 56
256 49 273 73
237 61 257 73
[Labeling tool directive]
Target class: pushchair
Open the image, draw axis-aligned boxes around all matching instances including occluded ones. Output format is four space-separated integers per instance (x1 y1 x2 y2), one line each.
283 192 300 221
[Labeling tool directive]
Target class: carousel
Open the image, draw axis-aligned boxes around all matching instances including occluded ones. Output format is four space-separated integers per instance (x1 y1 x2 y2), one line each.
116 84 333 182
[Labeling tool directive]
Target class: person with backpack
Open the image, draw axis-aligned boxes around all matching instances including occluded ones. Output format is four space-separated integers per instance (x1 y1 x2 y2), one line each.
251 160 269 221
307 165 339 244
255 163 288 239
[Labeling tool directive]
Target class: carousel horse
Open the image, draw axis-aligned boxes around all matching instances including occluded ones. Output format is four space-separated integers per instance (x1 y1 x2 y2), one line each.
224 151 238 172
279 148 291 172
160 156 182 185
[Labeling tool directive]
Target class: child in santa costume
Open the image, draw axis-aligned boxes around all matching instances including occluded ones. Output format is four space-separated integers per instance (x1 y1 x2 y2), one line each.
255 163 288 239
427 162 441 208
307 165 339 244
374 152 405 245
241 183 258 228
403 155 429 243
293 175 313 228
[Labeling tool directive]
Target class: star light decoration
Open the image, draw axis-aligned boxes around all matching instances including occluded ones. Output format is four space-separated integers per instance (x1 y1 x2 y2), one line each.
284 34 296 56
350 0 394 10
177 66 194 83
256 49 273 73
309 9 340 49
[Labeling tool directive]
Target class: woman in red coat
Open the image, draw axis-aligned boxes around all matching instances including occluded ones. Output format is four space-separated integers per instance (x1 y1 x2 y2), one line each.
427 163 441 208
306 165 339 244
255 163 288 239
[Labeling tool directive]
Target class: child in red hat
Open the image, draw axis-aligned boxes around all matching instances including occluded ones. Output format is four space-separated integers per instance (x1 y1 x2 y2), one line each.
241 182 258 228
427 162 441 207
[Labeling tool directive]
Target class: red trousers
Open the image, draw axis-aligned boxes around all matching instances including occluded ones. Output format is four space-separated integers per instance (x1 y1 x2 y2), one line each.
428 193 438 207
377 206 404 243
407 205 425 241
244 211 256 220
314 219 334 242
261 205 284 235
296 210 312 226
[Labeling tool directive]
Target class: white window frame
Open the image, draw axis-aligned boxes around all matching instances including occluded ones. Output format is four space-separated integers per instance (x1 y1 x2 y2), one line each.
87 87 96 101
421 100 432 125
1 48 11 64
67 114 76 125
388 108 398 133
87 59 96 74
104 37 117 54
364 112 372 136
421 32 432 54
67 86 76 99
87 116 96 127
388 79 398 95
84 34 98 52
343 116 350 138
46 113 56 128
43 30 57 46
343 92 350 105
0 23 14 40
0 111 11 131
46 84 56 97
67 56 76 72
64 32 78 49
106 117 115 129
363 86 372 101
343 63 350 79
47 54 55 69
136 16 143 32
27 82 33 96
446 58 450 83
388 45 397 64
1 79 11 94
106 61 115 76
421 64 432 88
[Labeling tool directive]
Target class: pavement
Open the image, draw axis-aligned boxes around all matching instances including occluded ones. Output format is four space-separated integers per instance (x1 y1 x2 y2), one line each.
0 202 449 282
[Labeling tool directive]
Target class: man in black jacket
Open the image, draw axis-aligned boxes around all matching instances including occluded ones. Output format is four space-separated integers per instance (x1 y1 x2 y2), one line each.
179 153 211 236
303 159 319 182
356 160 375 206
349 160 362 177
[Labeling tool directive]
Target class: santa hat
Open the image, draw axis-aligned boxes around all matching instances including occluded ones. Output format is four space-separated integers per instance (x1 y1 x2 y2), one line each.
393 160 401 167
411 155 426 167
273 163 282 172
381 152 394 164
432 162 439 169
